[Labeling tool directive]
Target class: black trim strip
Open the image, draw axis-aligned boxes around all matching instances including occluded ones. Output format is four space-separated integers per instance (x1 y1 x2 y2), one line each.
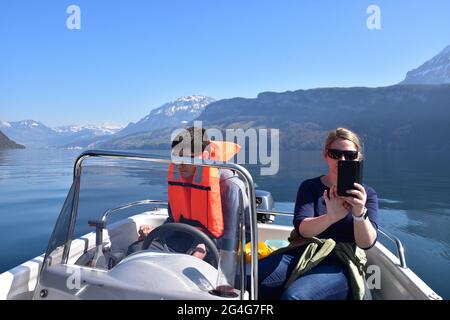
168 181 211 191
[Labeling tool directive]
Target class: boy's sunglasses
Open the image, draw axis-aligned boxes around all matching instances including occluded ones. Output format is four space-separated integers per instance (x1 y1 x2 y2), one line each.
327 149 359 160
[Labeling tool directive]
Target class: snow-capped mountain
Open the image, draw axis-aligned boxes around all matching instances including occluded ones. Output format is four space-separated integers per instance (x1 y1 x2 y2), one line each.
0 95 213 149
0 120 50 131
400 45 450 85
0 120 57 148
51 123 124 148
117 95 215 137
0 120 123 148
53 123 123 136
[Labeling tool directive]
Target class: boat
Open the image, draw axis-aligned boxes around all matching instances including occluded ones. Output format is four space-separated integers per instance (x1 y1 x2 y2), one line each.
0 150 443 300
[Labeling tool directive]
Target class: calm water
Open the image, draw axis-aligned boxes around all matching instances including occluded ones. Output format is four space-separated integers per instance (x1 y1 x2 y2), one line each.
0 148 449 299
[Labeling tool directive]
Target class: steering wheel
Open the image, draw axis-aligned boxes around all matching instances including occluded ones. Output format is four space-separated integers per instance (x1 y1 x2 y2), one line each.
141 223 220 268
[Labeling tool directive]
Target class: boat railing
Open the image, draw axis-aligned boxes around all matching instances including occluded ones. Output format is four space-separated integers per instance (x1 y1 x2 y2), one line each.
378 227 407 268
101 199 168 224
256 209 408 269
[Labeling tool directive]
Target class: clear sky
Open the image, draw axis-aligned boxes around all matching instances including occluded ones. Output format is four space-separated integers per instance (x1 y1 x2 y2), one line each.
1 0 449 127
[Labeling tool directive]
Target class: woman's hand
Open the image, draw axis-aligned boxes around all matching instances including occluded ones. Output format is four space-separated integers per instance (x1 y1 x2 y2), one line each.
343 183 367 216
323 185 349 224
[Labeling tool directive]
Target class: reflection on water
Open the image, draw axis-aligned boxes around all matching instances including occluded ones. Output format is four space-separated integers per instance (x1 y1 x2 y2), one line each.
0 148 449 298
378 198 403 204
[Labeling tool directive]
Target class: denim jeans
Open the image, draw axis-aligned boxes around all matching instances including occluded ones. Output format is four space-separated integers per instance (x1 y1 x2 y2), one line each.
257 250 351 300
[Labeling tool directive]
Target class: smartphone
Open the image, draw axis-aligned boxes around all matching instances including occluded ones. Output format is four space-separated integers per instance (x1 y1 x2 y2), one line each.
337 160 363 197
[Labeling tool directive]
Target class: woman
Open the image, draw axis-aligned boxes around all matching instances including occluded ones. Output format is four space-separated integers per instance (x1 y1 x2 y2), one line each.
258 127 378 300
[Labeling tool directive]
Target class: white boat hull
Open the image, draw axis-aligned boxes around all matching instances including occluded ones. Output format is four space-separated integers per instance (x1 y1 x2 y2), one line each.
0 209 442 300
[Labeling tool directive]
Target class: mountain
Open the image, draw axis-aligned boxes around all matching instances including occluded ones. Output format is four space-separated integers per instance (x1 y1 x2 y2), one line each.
0 95 213 149
0 120 57 148
99 127 174 150
196 85 450 151
52 123 124 148
0 120 123 148
0 130 25 149
400 45 450 85
102 85 450 151
53 123 123 136
116 95 215 137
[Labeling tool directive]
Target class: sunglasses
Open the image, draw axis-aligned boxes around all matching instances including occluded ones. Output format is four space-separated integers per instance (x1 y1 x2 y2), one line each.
327 149 359 160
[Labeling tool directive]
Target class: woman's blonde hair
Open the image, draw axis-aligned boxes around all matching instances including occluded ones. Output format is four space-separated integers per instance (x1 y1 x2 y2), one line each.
324 127 363 158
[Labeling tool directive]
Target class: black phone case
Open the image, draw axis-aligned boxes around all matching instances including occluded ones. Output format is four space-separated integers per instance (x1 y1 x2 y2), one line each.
337 160 363 197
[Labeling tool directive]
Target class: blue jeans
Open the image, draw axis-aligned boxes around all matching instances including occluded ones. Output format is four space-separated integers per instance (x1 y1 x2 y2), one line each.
257 250 351 300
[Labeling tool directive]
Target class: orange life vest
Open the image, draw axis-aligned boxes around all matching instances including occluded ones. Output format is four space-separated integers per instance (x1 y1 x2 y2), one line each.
167 141 241 238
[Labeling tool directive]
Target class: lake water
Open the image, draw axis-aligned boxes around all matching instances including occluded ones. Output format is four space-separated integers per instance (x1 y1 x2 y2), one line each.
0 148 449 299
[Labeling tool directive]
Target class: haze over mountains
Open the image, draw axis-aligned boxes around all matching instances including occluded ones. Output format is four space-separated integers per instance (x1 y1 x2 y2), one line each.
2 45 450 151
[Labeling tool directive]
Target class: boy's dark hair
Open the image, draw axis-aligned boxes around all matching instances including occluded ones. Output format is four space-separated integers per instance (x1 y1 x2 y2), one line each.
171 127 210 156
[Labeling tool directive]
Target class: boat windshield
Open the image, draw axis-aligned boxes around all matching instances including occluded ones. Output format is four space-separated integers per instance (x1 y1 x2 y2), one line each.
41 152 250 297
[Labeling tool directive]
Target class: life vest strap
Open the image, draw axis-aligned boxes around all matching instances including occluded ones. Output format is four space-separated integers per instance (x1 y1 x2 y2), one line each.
168 181 212 191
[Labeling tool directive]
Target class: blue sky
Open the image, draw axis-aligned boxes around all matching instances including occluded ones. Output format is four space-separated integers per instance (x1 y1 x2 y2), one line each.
1 0 449 127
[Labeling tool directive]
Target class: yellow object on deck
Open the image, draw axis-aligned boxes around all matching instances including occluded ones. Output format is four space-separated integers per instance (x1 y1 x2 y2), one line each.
245 241 273 263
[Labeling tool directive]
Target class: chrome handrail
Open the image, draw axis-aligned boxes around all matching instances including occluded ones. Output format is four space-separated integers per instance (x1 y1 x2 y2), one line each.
378 227 407 269
67 149 259 300
255 210 408 269
100 199 168 223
